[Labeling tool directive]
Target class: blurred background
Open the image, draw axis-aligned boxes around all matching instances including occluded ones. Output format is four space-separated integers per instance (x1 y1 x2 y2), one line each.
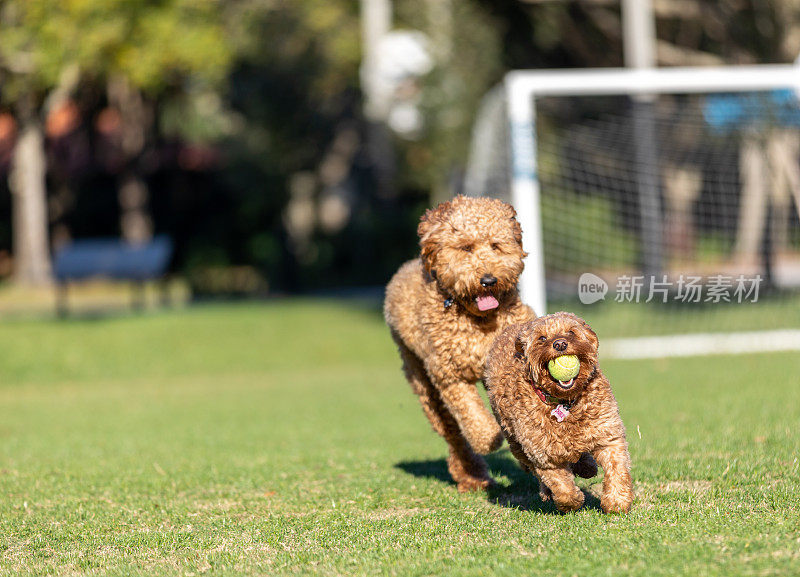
1 0 800 314
2 6 800 573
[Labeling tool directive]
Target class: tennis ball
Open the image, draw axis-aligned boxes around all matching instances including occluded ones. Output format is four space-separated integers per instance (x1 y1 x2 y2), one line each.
548 355 580 382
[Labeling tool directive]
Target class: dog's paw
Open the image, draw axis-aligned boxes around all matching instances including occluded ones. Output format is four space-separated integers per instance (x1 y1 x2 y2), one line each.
601 494 633 514
457 476 494 493
553 489 584 513
447 451 494 493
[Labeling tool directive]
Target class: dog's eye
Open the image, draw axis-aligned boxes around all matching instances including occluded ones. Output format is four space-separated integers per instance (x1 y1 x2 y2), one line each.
538 336 547 342
568 330 575 336
461 244 473 253
491 243 500 251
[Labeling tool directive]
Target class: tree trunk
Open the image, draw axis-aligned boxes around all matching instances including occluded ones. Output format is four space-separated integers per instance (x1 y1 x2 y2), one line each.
734 133 767 264
9 105 52 286
663 164 701 260
766 130 800 252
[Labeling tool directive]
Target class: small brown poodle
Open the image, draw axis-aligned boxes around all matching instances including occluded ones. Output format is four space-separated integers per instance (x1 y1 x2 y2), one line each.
485 312 633 513
384 196 536 492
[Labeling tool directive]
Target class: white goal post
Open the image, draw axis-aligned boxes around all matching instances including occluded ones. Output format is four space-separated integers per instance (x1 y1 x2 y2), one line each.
505 63 800 318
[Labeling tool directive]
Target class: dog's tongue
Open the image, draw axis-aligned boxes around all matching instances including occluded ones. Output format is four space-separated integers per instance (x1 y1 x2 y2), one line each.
476 295 499 311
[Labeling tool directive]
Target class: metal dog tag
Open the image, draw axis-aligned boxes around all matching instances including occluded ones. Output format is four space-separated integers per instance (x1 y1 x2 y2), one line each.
551 404 570 422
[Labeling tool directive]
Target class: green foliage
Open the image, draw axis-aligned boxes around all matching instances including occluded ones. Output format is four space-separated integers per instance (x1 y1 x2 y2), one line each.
114 0 232 92
0 0 232 103
225 0 361 107
160 90 239 144
218 0 363 179
207 0 387 290
0 301 798 575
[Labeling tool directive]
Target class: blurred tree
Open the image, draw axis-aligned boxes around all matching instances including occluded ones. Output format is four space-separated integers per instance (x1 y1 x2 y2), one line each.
4 0 797 295
99 1 231 244
482 0 800 70
0 0 231 284
216 0 371 290
396 0 503 205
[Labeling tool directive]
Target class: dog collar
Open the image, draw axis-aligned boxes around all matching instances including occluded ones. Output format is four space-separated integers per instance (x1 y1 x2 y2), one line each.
528 380 574 409
529 380 576 423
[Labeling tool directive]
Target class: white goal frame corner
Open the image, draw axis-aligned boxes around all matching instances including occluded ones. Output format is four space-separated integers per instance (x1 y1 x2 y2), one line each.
504 63 800 317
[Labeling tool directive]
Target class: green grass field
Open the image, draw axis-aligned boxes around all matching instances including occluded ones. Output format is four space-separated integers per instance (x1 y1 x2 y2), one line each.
0 300 798 576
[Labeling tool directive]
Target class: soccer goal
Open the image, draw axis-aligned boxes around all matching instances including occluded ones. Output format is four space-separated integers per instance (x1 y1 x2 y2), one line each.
464 65 800 358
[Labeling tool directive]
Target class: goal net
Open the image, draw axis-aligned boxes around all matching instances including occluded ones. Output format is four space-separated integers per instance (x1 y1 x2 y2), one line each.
464 66 800 357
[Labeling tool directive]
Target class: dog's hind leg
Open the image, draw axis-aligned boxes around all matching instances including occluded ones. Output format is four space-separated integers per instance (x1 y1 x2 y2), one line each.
394 338 494 492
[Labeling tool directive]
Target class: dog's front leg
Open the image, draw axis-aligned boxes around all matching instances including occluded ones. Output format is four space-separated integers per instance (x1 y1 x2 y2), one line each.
535 467 584 512
436 377 503 455
593 440 633 514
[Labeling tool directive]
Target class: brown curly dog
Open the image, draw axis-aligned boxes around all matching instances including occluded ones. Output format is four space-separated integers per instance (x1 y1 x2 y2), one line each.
384 195 537 492
485 312 633 513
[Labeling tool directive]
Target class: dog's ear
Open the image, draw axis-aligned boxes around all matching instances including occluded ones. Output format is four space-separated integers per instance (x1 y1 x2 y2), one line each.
501 202 522 246
557 311 599 351
512 219 527 259
418 200 453 276
583 321 599 350
514 325 532 360
558 313 600 350
498 201 524 249
514 335 526 360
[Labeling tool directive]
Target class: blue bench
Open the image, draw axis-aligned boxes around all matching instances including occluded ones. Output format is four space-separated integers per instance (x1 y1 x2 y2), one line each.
53 236 174 315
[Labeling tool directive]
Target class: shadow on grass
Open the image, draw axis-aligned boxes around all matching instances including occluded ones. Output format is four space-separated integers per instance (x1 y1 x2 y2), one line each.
396 449 602 514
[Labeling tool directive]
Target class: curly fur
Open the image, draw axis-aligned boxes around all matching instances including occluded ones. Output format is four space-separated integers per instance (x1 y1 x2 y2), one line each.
485 312 633 513
384 196 536 492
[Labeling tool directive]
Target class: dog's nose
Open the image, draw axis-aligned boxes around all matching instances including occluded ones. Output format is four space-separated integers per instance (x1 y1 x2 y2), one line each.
553 339 568 352
480 274 497 288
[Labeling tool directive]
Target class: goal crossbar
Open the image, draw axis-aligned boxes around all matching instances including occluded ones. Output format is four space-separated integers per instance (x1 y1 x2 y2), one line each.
506 65 800 100
505 63 800 317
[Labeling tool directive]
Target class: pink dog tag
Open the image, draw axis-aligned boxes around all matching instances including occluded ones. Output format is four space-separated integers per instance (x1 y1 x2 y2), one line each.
551 404 570 422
